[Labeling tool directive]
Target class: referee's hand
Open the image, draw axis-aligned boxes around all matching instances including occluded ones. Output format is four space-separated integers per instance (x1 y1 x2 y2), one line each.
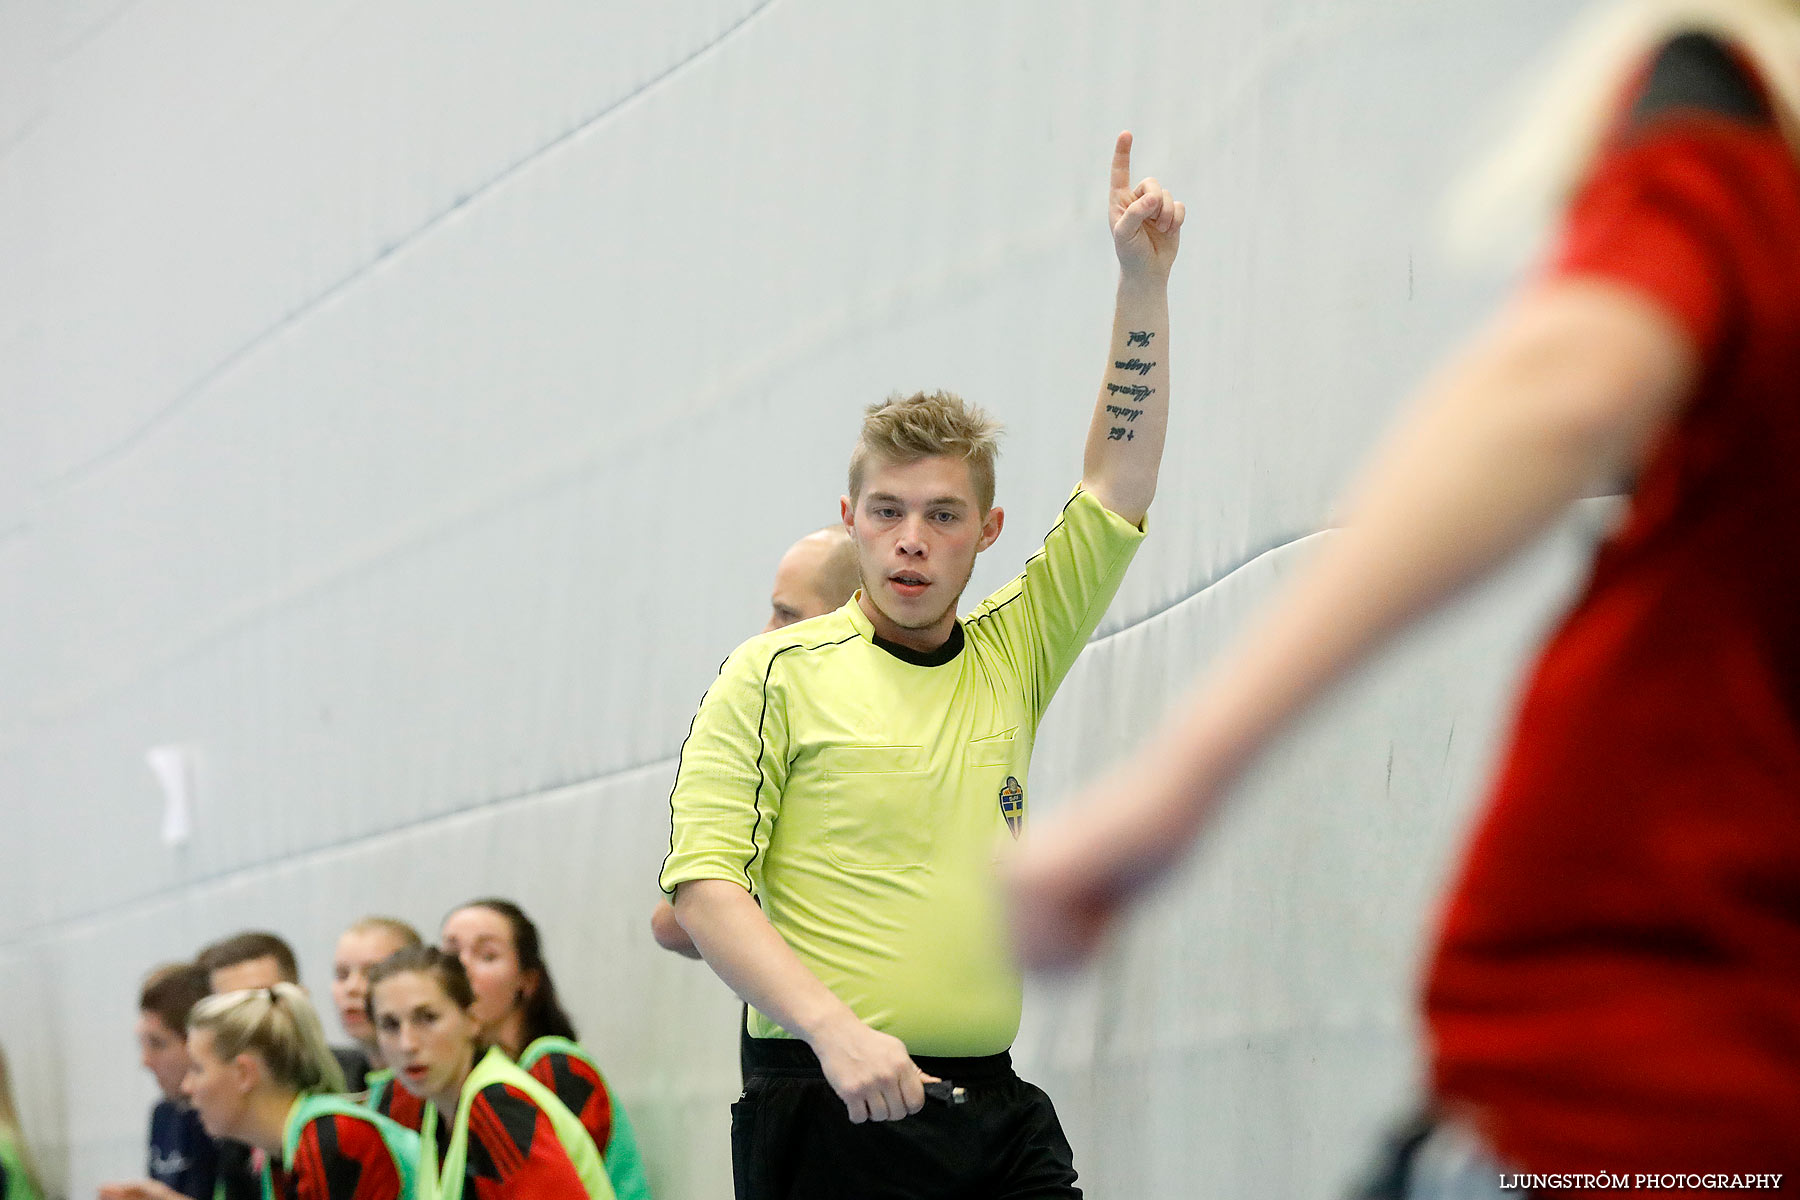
810 1013 939 1123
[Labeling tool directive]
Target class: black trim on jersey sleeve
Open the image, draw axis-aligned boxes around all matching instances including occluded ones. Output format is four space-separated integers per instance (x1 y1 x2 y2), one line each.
1629 31 1771 131
546 1053 596 1119
465 1130 501 1182
661 654 731 891
743 634 859 884
964 489 1082 633
477 1082 540 1162
871 621 964 667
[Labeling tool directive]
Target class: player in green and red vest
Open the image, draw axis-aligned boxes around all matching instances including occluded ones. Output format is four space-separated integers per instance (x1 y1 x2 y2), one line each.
369 947 612 1200
184 985 416 1200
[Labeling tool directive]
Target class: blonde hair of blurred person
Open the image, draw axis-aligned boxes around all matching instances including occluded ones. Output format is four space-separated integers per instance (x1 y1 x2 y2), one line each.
651 523 862 959
198 928 376 1095
1451 0 1800 253
331 917 422 1069
0 1042 44 1200
184 986 347 1147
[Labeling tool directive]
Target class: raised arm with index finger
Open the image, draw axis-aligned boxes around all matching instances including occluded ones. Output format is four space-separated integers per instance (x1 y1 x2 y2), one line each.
1083 130 1185 527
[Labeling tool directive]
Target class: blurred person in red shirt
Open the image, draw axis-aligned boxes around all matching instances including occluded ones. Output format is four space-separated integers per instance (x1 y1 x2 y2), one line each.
1012 2 1800 1191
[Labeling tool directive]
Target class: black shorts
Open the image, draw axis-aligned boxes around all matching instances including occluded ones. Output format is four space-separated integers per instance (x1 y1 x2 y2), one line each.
732 1031 1081 1200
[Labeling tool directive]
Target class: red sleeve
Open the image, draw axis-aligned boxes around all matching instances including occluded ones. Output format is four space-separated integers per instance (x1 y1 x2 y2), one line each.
1549 122 1757 365
465 1082 589 1200
527 1050 614 1154
1546 31 1790 370
290 1115 404 1200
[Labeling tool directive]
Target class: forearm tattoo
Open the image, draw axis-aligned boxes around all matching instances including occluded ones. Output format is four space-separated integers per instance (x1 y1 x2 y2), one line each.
1101 332 1159 445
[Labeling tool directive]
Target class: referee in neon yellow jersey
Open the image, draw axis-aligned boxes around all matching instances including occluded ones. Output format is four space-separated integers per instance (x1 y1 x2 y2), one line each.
661 131 1184 1199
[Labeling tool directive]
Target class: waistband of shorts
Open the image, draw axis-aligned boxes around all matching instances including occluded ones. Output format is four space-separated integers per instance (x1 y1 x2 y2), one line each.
742 1028 1015 1083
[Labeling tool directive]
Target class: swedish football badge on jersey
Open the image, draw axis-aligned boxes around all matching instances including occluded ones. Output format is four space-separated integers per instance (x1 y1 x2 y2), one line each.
999 776 1024 838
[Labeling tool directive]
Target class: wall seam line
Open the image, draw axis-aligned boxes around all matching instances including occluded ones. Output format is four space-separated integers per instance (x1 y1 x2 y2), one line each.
42 0 785 494
1 525 1328 951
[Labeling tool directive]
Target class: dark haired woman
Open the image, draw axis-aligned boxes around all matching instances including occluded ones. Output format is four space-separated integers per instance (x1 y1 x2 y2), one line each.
440 900 648 1200
367 947 612 1200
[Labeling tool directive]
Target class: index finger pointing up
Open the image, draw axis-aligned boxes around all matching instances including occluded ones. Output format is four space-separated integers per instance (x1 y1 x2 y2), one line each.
1111 130 1133 195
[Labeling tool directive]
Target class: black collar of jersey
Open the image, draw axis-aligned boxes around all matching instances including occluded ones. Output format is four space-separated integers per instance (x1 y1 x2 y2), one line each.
872 621 965 667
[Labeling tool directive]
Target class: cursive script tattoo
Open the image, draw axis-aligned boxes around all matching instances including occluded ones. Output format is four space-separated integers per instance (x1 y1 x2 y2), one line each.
1105 404 1142 422
1106 382 1154 403
1106 426 1135 441
1113 358 1156 377
1126 330 1155 347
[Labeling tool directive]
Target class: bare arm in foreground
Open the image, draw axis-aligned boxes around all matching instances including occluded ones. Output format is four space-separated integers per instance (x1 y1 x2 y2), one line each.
1009 279 1698 969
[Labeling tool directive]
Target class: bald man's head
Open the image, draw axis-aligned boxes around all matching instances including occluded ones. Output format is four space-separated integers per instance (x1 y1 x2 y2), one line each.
765 526 860 632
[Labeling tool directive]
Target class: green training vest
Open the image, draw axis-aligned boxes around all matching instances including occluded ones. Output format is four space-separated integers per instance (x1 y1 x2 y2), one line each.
260 1092 419 1200
0 1130 43 1200
516 1037 651 1200
417 1047 613 1200
363 1069 394 1112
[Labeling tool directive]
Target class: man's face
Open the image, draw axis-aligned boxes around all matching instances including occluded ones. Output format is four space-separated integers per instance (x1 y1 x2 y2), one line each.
765 537 840 633
842 454 1002 647
208 955 285 994
137 1011 191 1102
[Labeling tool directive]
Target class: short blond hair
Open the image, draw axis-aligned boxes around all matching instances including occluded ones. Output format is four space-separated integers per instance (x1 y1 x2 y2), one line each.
848 391 1004 513
345 915 423 951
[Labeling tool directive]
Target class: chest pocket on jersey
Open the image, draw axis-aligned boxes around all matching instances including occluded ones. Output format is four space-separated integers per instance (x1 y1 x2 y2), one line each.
821 745 929 870
968 728 1017 768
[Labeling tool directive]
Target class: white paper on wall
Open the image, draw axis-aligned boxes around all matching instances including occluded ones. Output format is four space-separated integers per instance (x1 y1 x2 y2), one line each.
145 744 195 847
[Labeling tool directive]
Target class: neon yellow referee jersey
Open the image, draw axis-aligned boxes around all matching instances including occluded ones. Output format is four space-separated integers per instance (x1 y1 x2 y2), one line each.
661 487 1145 1056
